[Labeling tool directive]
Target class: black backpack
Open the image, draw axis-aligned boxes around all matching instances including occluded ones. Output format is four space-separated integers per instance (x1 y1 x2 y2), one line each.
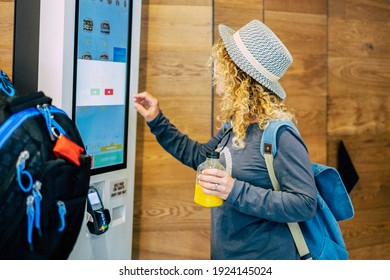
0 69 91 259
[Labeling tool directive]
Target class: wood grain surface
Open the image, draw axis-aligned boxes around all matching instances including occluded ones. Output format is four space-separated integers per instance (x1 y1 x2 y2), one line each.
0 1 14 76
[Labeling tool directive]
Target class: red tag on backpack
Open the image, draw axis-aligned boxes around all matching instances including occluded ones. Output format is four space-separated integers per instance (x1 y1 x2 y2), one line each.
53 134 84 166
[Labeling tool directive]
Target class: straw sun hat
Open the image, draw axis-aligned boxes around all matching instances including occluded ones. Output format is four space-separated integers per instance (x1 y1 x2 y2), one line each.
218 19 293 99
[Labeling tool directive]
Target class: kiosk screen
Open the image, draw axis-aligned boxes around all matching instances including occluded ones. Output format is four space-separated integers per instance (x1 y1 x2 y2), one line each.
73 0 132 175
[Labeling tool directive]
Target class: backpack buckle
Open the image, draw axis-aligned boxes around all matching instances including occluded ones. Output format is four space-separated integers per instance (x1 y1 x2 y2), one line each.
264 143 272 155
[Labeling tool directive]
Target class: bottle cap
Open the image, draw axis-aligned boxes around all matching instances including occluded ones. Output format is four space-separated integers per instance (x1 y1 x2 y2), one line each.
206 150 220 159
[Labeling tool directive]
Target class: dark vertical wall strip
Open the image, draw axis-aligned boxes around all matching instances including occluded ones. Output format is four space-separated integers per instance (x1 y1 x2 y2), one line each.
12 0 40 94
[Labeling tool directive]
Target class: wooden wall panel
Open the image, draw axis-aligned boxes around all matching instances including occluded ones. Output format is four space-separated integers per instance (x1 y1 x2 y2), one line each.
0 0 14 77
265 0 327 15
264 1 328 164
212 0 263 134
213 0 263 35
132 0 212 260
135 0 390 260
328 0 390 259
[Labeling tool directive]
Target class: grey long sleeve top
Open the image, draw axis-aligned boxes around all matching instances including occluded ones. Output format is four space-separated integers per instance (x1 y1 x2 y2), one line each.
147 112 317 260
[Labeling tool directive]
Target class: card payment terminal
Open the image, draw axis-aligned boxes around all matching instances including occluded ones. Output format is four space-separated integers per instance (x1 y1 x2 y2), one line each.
86 187 111 235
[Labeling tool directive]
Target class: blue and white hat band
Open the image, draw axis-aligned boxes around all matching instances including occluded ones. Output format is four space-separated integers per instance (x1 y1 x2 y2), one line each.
232 31 280 82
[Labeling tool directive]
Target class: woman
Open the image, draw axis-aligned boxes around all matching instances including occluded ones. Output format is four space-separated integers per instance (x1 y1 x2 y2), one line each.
134 20 317 260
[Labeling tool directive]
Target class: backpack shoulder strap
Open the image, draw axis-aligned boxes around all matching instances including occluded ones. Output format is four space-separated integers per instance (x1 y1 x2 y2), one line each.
260 119 312 260
261 120 354 222
260 119 300 158
260 119 299 192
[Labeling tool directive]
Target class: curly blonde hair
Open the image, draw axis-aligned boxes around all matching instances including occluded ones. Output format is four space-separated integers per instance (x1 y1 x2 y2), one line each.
211 39 296 150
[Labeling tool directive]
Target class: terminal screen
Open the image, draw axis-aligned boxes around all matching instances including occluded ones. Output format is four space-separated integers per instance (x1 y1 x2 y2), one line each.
73 0 131 175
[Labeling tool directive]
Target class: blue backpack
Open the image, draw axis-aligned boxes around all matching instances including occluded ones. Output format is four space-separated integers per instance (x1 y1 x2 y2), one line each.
260 120 354 260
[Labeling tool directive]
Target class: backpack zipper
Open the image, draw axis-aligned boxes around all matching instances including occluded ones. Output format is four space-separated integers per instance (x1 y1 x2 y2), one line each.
0 106 67 149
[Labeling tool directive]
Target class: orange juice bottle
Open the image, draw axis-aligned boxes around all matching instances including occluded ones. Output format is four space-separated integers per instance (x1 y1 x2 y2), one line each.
194 151 224 207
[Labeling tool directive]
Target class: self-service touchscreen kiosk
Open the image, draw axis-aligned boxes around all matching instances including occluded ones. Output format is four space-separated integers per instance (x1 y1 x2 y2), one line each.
70 0 141 259
13 0 143 259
